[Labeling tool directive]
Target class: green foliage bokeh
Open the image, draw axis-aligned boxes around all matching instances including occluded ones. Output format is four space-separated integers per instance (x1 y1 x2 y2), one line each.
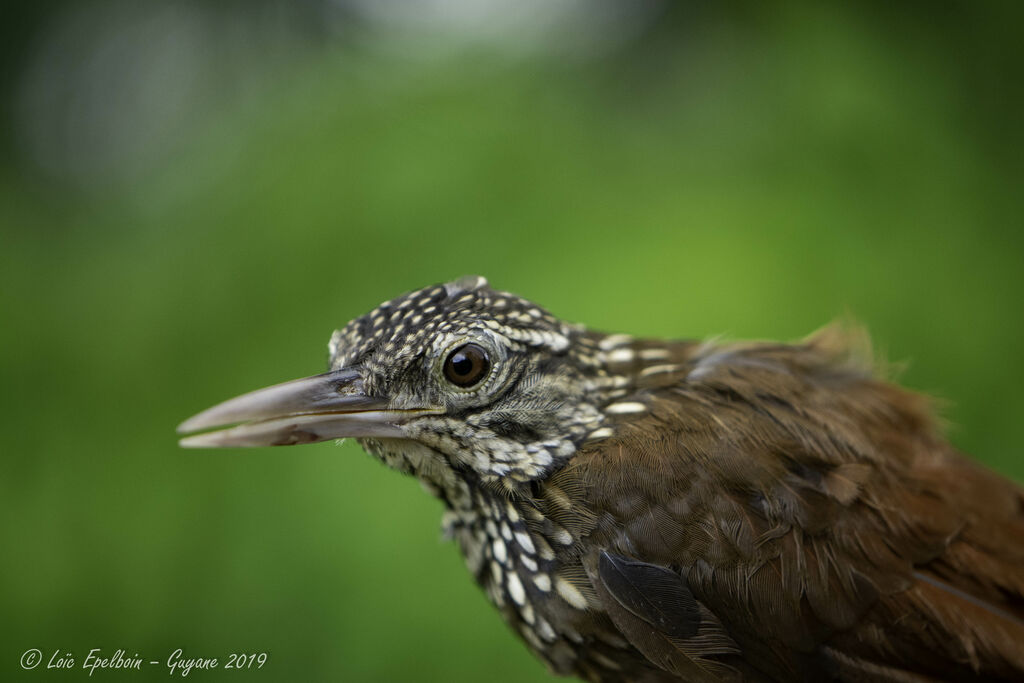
2 5 1022 681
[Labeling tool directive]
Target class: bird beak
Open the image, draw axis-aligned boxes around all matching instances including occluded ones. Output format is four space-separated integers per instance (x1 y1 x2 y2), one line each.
177 368 436 448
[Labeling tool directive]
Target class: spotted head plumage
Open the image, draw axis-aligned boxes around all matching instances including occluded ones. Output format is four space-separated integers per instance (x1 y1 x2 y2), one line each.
324 275 608 484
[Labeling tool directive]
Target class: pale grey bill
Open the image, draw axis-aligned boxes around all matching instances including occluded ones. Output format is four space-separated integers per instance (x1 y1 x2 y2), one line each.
177 368 438 448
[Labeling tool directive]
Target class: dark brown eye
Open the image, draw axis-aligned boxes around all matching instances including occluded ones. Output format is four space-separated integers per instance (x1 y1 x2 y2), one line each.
443 343 490 388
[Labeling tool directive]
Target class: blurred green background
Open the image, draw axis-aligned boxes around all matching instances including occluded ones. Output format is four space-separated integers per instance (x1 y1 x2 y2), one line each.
2 1 1022 681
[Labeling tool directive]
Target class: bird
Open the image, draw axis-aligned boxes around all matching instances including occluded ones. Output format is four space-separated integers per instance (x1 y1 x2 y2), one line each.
178 276 1024 682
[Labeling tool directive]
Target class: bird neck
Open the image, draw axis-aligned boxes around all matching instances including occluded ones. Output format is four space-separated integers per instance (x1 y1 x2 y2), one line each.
576 332 705 399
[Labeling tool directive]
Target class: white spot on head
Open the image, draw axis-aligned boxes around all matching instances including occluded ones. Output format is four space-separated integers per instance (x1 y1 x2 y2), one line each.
444 276 488 297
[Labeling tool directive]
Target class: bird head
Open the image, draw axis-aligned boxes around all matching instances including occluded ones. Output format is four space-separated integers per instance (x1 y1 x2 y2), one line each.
178 276 621 485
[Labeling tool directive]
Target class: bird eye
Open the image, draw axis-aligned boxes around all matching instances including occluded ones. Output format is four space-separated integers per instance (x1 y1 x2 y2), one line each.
443 344 490 388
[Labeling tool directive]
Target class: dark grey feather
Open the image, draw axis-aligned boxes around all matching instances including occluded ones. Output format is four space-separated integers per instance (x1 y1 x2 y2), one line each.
599 551 701 639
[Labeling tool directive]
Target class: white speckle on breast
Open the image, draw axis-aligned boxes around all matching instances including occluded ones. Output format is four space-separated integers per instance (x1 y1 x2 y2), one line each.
536 618 558 642
492 538 507 563
520 602 536 625
515 531 536 554
507 572 527 606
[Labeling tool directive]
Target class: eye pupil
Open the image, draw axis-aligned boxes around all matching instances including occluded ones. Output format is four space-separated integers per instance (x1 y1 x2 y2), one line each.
444 344 490 387
450 352 474 376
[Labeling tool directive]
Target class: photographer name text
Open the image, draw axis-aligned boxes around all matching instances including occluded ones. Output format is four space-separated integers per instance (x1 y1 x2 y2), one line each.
20 648 268 676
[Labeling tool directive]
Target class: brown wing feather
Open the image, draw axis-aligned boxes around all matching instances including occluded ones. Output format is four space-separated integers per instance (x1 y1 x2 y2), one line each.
569 331 1024 681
